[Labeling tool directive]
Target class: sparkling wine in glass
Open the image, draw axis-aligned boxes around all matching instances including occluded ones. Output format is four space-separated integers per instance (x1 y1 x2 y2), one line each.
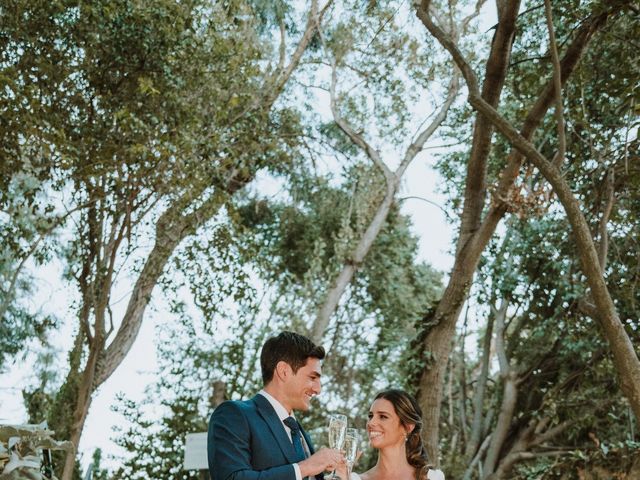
328 414 347 449
343 428 360 479
327 414 347 479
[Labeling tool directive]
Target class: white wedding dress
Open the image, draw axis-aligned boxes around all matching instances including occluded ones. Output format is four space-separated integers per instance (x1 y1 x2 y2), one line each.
350 469 445 480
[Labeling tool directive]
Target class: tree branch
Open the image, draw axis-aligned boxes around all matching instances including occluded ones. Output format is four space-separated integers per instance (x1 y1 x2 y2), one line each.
544 0 566 167
278 19 286 73
328 59 388 175
598 168 615 270
463 433 491 480
399 71 460 177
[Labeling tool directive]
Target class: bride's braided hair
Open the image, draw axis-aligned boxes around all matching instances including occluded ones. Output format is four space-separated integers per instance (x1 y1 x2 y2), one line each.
374 389 433 480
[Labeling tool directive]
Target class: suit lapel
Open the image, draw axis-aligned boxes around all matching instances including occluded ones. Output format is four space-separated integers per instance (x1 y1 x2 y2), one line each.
253 394 298 464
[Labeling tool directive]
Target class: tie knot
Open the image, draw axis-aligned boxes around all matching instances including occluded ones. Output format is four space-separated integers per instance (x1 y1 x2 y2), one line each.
283 416 300 435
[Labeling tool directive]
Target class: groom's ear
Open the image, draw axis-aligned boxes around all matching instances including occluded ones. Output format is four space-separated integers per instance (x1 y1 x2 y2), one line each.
275 361 293 381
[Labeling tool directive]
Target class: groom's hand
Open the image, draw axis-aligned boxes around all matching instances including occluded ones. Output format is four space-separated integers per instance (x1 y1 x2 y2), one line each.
298 447 345 477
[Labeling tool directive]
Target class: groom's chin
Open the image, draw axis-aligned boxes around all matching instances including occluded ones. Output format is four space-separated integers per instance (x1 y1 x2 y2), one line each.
299 396 315 410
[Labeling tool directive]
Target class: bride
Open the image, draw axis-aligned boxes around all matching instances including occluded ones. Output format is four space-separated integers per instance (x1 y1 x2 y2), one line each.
339 389 445 480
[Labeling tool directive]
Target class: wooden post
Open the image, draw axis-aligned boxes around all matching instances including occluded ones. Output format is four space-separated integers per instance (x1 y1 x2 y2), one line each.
209 380 227 409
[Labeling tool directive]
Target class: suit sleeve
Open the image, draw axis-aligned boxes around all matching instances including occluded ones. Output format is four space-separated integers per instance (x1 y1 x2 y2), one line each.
208 401 297 480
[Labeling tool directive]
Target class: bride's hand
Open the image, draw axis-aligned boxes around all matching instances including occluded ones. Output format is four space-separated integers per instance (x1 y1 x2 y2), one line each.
335 450 363 479
334 456 349 480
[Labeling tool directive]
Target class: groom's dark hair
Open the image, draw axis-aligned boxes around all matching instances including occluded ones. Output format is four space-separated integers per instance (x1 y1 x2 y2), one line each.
261 331 325 385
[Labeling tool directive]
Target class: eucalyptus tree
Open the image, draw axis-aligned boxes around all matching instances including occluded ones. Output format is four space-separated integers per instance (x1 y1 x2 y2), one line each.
2 0 334 478
408 0 639 463
306 0 466 342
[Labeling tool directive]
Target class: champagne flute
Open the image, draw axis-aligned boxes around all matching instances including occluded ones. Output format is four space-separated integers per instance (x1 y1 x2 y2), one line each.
343 428 359 479
327 414 347 479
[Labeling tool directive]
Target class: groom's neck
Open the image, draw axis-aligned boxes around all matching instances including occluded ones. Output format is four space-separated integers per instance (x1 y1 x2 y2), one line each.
263 384 293 414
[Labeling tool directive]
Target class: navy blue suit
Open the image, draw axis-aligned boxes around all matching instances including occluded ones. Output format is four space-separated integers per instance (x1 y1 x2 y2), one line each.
208 394 322 480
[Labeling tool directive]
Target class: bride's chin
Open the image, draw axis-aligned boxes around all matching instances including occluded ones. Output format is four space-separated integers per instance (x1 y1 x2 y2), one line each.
368 439 382 448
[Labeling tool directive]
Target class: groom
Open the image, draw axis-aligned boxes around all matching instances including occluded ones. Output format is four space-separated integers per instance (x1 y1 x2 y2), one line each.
208 331 343 480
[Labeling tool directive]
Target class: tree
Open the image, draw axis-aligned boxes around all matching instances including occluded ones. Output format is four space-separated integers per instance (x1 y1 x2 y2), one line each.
2 0 334 478
411 0 639 464
307 1 464 341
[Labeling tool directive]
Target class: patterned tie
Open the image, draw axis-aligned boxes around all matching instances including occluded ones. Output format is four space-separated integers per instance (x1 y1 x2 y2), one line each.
283 416 307 462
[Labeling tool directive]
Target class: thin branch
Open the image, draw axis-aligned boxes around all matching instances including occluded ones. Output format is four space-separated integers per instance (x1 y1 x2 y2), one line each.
106 303 115 338
531 420 574 446
494 298 510 375
544 0 566 167
278 19 286 73
460 0 489 35
364 0 404 52
398 196 453 221
329 57 388 175
319 0 334 17
598 168 615 270
509 54 550 68
399 71 460 177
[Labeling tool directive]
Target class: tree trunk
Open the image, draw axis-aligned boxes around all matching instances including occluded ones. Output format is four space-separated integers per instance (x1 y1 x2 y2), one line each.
61 350 100 480
456 0 520 257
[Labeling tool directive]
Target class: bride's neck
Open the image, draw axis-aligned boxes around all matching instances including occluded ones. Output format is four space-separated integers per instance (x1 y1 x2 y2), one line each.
376 444 412 474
